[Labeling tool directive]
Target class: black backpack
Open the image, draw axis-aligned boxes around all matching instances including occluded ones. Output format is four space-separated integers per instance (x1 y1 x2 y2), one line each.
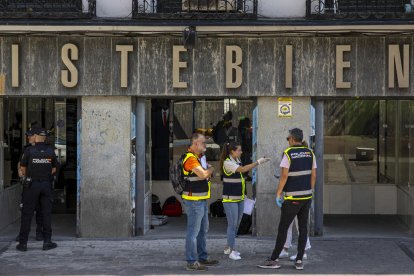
169 153 188 195
210 199 226 218
237 214 252 235
152 194 162 215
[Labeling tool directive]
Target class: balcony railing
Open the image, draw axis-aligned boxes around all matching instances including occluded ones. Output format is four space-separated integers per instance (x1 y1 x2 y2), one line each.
306 0 414 19
0 0 96 18
133 0 258 19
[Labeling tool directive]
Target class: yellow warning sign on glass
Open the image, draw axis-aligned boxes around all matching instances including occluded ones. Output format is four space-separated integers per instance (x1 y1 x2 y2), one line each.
278 97 292 117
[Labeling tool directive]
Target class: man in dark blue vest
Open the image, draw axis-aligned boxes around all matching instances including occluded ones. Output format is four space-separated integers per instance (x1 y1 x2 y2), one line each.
258 128 316 270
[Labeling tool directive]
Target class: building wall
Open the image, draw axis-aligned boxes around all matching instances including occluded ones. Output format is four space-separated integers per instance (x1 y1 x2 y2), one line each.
1 36 414 98
79 96 133 237
93 0 305 18
258 0 306 18
96 0 132 17
0 185 21 231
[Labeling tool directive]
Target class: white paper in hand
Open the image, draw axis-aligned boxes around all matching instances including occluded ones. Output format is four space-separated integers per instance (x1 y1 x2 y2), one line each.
243 198 256 215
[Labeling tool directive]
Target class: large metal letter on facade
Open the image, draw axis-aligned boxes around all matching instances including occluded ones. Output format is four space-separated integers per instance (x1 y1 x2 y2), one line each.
61 43 79 88
388 44 409 88
336 45 351 89
11 44 19 88
226 46 243 89
116 45 134 88
285 45 293 89
172 46 188 88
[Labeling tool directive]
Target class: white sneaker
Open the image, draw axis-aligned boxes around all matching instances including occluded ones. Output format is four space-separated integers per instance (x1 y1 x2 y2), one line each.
290 253 307 261
224 248 240 255
279 250 289 259
229 251 241 260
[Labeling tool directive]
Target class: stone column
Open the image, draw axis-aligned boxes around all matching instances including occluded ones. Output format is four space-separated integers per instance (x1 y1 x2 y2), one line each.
255 97 312 236
79 96 133 237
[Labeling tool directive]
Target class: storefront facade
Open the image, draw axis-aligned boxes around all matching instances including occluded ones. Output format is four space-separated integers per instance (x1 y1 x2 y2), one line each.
1 33 413 237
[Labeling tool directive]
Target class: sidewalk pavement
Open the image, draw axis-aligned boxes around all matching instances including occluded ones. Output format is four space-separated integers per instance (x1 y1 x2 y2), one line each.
1 236 414 275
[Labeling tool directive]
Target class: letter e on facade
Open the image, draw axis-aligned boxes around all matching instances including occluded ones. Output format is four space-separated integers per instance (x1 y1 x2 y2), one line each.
336 45 352 89
172 46 188 88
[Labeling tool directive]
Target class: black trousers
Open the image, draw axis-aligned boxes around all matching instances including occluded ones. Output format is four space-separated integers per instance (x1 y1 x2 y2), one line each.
19 181 53 244
21 189 43 235
271 199 312 261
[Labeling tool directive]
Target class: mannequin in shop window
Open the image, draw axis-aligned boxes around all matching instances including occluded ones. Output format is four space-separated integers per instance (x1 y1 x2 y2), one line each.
214 111 238 146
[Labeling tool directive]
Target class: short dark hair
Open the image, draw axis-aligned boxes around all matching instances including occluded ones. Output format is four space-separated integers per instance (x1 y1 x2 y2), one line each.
191 132 204 145
289 128 303 142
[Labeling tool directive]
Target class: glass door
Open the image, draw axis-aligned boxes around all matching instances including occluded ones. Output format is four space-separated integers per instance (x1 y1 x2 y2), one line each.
0 98 4 191
399 101 411 188
409 101 414 188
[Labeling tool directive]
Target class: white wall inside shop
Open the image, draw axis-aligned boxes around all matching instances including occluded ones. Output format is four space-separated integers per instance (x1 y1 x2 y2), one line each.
324 184 397 215
96 0 132 18
397 187 414 234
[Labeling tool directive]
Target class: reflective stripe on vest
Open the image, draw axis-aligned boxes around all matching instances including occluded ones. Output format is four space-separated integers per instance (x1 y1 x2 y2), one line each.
222 157 245 203
285 189 313 196
182 152 210 201
284 189 313 200
283 146 314 200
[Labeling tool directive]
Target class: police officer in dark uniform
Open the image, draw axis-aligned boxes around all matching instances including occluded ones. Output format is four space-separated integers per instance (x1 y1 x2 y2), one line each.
16 128 58 252
258 128 316 270
15 129 44 242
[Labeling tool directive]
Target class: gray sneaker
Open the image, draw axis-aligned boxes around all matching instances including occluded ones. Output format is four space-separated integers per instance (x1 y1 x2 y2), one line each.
199 259 219 266
186 261 208 271
257 258 281 269
295 260 304 270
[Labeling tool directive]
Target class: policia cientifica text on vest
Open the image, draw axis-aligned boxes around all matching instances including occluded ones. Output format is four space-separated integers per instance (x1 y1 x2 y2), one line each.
182 152 211 201
283 146 314 201
222 157 245 203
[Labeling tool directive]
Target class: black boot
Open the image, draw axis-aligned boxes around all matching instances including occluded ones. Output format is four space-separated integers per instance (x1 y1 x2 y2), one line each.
43 240 57 251
16 243 27 252
15 234 19 242
35 232 44 241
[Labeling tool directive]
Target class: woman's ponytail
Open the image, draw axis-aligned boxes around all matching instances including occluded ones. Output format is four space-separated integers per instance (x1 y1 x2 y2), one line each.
219 143 230 170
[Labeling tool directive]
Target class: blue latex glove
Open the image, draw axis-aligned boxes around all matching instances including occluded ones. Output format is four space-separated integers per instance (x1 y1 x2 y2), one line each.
276 196 283 208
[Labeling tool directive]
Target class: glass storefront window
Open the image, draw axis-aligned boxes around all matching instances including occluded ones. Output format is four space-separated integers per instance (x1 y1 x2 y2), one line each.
3 98 23 188
324 100 379 184
325 99 414 187
398 101 414 188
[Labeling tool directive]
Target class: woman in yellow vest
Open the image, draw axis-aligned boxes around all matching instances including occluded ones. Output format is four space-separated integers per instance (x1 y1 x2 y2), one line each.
219 142 270 260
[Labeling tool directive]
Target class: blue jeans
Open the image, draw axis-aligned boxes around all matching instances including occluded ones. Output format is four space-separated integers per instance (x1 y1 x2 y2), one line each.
223 201 244 250
183 199 209 264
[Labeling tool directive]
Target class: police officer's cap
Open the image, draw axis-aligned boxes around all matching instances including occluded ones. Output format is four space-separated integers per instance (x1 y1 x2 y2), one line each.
32 127 47 136
289 128 303 142
25 129 34 136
